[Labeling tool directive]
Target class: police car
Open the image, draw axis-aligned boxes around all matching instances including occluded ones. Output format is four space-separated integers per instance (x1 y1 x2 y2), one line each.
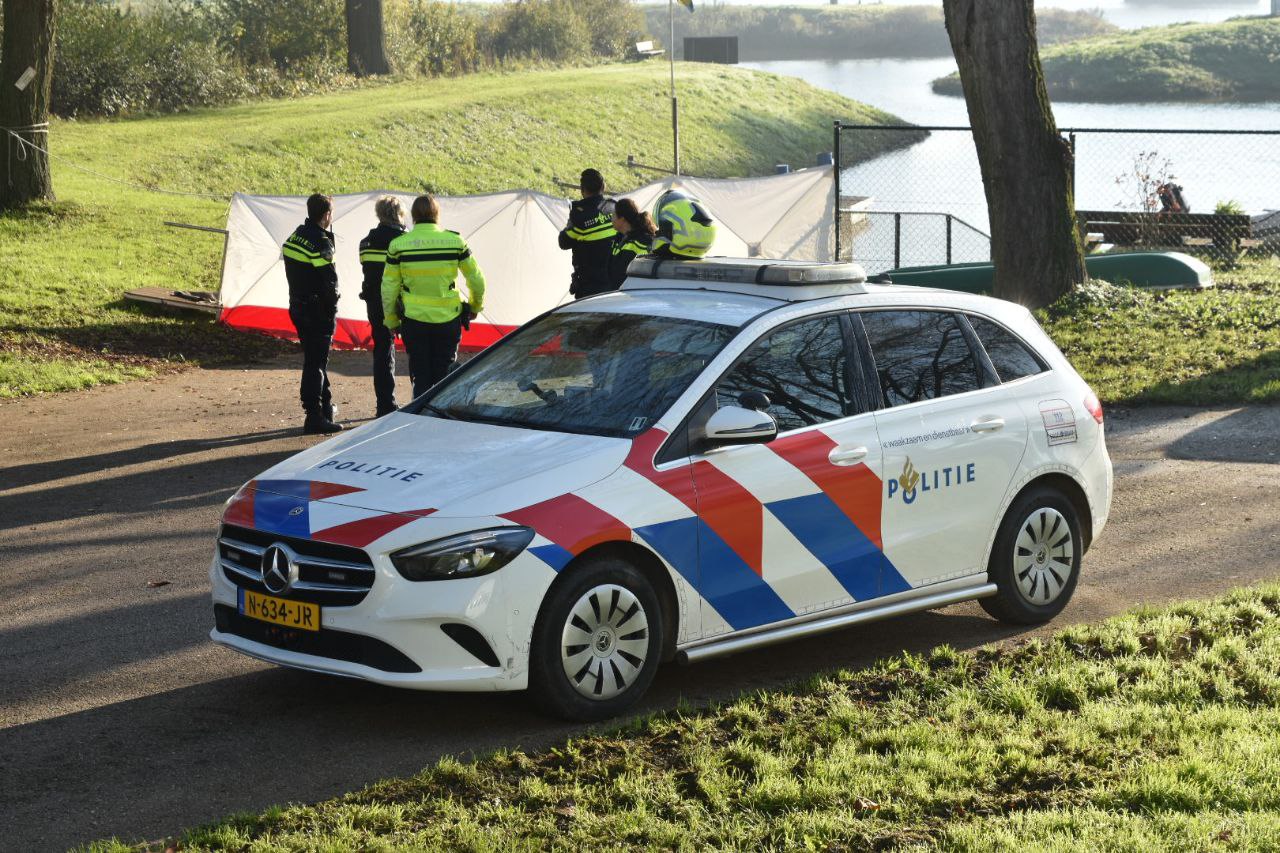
210 258 1112 720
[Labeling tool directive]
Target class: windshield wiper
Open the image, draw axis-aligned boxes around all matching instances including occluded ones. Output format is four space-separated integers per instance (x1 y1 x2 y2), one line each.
420 403 457 420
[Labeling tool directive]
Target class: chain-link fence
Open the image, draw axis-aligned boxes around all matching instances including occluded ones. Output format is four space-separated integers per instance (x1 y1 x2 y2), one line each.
834 124 1280 271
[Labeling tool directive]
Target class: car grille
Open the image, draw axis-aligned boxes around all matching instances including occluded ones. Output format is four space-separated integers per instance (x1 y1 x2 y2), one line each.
218 524 375 607
214 605 421 673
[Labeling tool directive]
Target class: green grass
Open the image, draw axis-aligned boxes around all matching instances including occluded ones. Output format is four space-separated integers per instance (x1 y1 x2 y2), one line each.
932 16 1280 102
0 62 901 398
84 583 1280 851
1041 256 1280 404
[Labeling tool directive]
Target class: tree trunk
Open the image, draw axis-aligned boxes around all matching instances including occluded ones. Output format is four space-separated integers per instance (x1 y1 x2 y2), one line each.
346 0 391 76
0 0 56 210
943 0 1084 308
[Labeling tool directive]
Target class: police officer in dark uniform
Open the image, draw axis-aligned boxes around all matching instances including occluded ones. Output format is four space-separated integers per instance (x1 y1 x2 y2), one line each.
607 198 657 290
358 196 407 417
282 193 343 435
558 168 616 299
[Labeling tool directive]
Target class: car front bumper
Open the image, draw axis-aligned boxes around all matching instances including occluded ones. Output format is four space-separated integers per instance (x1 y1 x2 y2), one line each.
208 546 558 692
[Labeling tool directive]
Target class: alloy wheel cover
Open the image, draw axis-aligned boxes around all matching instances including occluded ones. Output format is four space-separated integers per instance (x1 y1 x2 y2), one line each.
560 583 651 701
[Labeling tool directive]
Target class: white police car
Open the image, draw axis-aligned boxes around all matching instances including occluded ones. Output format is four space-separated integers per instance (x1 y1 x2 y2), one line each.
210 258 1112 720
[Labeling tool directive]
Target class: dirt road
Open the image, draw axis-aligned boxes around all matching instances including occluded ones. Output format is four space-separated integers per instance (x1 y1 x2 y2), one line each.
2 353 1277 851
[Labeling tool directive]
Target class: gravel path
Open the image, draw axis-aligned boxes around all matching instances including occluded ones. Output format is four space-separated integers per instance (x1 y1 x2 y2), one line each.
1 353 1277 851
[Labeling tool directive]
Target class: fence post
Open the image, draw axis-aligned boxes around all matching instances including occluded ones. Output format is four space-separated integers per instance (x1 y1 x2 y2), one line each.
1068 131 1077 198
894 213 901 269
945 214 952 265
833 121 842 262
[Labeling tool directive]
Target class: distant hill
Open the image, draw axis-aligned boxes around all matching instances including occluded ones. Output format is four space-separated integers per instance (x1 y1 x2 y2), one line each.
642 4 1116 61
931 16 1280 102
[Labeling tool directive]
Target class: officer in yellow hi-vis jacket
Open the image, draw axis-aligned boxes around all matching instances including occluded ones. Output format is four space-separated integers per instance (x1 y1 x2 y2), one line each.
381 194 486 399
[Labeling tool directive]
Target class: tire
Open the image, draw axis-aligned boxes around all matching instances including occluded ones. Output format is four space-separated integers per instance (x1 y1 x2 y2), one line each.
979 485 1083 625
528 557 663 722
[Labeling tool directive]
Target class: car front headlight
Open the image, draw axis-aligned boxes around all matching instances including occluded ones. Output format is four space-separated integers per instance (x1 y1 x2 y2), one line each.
390 526 535 582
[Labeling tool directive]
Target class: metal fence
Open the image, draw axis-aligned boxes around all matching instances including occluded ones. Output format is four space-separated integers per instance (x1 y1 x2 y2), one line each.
833 123 1280 271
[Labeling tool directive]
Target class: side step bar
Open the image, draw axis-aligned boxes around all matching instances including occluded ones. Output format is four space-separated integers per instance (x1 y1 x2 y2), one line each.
677 581 997 665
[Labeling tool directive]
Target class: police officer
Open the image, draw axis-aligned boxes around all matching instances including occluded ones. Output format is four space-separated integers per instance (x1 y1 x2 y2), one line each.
282 193 343 435
652 190 717 259
382 194 486 400
607 198 657 290
358 196 407 417
558 168 616 299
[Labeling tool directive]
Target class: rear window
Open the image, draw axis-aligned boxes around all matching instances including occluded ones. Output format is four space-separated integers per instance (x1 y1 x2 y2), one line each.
968 315 1046 383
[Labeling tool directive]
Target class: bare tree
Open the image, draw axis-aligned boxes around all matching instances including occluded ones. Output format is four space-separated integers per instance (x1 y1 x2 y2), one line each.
943 0 1084 307
0 0 56 210
346 0 391 76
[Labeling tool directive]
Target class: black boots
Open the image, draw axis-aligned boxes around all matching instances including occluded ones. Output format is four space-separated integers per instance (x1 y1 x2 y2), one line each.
304 410 343 435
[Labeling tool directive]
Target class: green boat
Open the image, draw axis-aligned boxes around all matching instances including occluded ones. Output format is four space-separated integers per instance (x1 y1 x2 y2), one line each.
882 251 1213 294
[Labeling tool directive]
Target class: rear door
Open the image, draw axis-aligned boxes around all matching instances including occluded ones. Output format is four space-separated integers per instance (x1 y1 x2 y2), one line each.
859 309 1030 588
685 313 892 635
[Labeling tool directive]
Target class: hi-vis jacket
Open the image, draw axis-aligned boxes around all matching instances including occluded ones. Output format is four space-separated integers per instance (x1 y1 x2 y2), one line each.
558 194 616 298
358 222 406 301
381 222 486 327
282 219 339 307
607 230 654 290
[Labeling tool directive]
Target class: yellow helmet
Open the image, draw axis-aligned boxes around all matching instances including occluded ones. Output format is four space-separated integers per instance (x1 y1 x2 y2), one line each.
652 190 717 259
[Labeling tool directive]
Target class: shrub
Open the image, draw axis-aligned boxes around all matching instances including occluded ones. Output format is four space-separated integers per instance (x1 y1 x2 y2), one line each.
386 0 482 76
211 0 347 72
53 0 249 116
485 0 590 62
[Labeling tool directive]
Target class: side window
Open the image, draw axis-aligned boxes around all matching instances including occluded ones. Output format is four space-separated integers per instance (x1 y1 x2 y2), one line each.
861 310 982 407
716 316 851 432
967 315 1046 383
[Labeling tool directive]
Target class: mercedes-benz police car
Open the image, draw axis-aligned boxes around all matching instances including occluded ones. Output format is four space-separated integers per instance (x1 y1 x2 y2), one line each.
211 258 1112 720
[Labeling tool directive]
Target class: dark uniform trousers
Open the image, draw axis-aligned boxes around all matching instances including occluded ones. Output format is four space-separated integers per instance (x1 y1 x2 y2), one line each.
400 315 462 400
364 298 397 413
288 298 336 415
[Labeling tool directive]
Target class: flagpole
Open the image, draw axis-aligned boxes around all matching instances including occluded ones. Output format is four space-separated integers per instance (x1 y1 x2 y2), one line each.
669 0 681 175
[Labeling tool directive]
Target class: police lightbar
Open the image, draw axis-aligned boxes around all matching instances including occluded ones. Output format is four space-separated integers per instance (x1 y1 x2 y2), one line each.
626 257 868 286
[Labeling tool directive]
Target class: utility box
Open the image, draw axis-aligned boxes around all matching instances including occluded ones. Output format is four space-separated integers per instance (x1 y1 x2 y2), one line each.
683 36 738 64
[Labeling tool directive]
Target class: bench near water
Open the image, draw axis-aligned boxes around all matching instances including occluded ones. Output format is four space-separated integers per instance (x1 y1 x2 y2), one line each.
1076 210 1258 253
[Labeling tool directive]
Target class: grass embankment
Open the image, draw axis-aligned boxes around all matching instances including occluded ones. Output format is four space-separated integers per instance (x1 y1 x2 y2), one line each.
0 63 903 397
932 17 1280 102
649 4 1114 62
89 584 1280 851
1042 257 1280 404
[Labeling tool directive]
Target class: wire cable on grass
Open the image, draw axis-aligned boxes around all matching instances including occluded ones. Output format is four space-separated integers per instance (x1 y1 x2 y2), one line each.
3 126 228 199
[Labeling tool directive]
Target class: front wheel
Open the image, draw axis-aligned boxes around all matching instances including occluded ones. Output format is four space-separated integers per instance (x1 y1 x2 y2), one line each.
529 558 663 721
980 486 1082 625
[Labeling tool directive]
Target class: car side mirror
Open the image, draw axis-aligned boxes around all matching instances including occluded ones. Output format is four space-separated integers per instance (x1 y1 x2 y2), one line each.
704 405 778 447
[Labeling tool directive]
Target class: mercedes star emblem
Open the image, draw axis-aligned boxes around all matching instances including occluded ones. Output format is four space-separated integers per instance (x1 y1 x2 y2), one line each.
261 544 296 594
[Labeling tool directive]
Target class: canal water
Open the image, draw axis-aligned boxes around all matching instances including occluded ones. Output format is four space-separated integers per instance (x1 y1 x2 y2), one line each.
742 54 1280 267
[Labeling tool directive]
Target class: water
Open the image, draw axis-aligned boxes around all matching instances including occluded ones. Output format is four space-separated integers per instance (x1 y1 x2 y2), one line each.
743 57 1280 268
712 1 1272 30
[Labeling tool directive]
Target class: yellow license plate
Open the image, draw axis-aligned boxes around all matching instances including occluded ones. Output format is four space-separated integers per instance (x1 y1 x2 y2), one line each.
239 589 320 632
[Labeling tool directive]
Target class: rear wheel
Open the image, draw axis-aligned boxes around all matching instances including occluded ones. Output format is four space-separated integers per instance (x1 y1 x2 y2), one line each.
980 485 1082 625
529 557 663 721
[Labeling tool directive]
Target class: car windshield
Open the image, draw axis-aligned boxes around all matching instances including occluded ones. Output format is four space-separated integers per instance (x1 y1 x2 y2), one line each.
425 311 735 438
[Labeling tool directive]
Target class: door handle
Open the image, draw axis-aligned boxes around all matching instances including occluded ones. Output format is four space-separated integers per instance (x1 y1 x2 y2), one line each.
828 445 869 465
970 417 1006 433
